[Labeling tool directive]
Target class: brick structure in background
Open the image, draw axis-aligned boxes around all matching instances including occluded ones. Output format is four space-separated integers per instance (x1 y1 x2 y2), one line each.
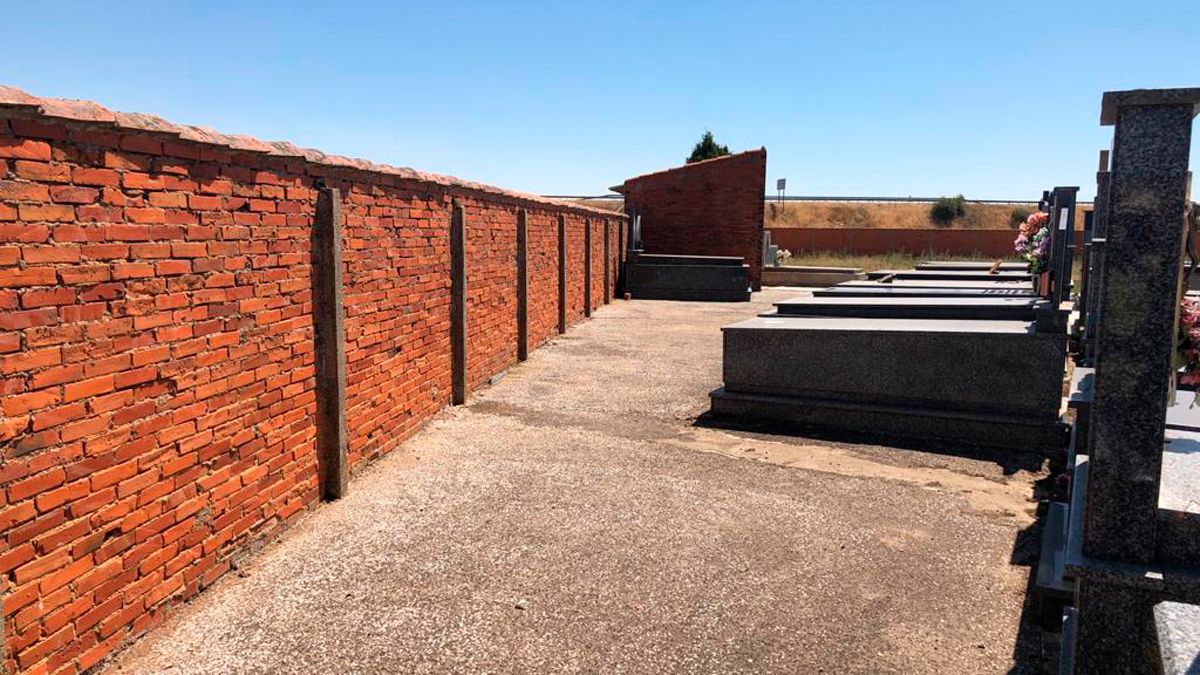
0 86 624 674
614 149 766 289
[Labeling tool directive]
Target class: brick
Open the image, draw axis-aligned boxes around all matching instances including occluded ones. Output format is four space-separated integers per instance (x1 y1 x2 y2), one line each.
30 363 83 388
0 345 61 373
2 388 61 416
20 287 76 308
21 245 81 263
154 259 191 276
148 191 187 208
0 266 56 288
0 137 51 160
125 207 166 223
13 160 71 182
63 374 115 401
58 264 111 284
120 135 163 155
8 467 66 502
72 166 120 186
33 481 89 515
0 308 58 330
77 205 126 223
0 180 50 201
113 261 154 279
105 224 152 241
172 242 207 257
30 402 87 431
17 203 75 222
0 223 51 243
49 185 99 204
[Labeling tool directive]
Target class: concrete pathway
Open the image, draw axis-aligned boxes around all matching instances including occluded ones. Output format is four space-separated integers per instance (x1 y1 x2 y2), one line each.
105 289 1045 674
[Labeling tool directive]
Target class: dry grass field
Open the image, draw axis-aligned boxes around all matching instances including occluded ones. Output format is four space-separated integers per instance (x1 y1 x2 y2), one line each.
570 198 1089 232
765 200 1038 230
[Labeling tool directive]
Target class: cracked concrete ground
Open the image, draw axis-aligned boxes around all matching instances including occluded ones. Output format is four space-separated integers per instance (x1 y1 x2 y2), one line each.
104 288 1047 674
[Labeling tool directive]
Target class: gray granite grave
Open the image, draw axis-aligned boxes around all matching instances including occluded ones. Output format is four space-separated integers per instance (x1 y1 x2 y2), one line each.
915 260 1028 271
767 295 1059 322
865 269 1032 282
710 316 1068 450
1155 602 1200 675
624 251 751 302
814 284 1036 298
761 265 866 287
837 278 1034 290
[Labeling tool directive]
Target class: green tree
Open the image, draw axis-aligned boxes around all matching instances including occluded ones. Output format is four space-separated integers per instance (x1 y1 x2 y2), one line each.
687 131 731 163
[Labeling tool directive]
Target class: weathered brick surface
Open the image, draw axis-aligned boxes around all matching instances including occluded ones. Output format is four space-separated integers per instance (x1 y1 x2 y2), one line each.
0 101 623 674
617 149 766 289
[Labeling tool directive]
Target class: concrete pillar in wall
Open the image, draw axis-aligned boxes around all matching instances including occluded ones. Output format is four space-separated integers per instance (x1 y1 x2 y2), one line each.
584 218 593 317
313 187 348 500
451 201 467 405
603 219 611 303
517 209 529 361
558 214 567 333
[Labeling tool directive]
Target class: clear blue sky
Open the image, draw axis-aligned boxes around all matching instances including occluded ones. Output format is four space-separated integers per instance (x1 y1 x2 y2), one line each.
3 1 1197 200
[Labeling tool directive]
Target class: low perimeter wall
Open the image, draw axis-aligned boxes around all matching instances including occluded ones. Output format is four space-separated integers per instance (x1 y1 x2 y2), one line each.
0 88 625 674
768 226 1087 258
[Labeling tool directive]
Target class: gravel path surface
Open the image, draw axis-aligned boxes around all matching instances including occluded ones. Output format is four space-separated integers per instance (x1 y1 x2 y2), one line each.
104 289 1046 674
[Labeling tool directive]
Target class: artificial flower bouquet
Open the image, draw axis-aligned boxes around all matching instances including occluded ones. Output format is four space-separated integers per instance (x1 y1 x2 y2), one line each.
1014 211 1051 274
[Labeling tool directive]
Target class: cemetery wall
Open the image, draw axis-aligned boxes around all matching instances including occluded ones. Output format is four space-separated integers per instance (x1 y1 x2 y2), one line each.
768 226 1087 259
0 92 622 674
617 149 766 289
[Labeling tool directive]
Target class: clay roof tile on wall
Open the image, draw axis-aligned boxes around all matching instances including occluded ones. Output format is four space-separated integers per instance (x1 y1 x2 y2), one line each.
0 84 621 217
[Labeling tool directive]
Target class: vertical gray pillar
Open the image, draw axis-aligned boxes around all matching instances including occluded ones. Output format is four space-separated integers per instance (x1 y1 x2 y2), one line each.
603 219 611 303
1084 151 1110 365
1049 186 1079 307
516 209 529 361
314 187 348 500
451 201 467 405
1073 88 1200 675
557 215 567 333
584 218 593 317
1083 94 1197 563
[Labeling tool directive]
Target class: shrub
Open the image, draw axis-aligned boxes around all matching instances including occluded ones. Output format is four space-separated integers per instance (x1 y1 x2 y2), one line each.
1009 206 1033 227
930 195 967 225
687 131 731 164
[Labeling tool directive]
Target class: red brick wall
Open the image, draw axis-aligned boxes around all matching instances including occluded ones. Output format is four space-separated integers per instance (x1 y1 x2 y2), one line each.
618 149 766 289
0 107 622 674
527 212 559 350
767 226 1086 259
